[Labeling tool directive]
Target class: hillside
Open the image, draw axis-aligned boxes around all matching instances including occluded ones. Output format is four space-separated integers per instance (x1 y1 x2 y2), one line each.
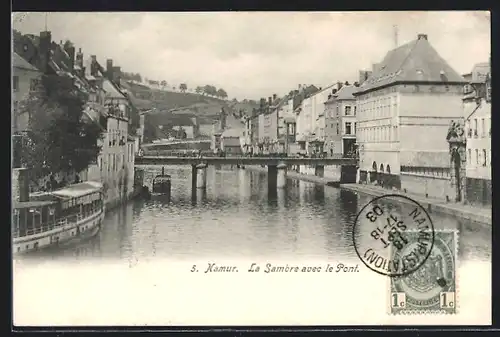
122 80 229 111
121 80 259 142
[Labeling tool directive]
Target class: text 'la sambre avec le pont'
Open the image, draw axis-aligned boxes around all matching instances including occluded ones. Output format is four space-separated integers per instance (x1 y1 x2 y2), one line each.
191 263 360 273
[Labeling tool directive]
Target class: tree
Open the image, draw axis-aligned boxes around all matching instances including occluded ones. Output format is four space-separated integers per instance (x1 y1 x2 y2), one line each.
216 88 228 99
179 83 188 92
161 80 167 89
203 85 217 96
195 86 203 94
14 75 103 186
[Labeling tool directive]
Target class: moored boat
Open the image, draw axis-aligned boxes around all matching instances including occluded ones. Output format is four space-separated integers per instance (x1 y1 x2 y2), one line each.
12 181 105 255
151 167 171 198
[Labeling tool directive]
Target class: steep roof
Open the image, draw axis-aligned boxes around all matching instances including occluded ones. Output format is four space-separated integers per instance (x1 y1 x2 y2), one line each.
334 85 358 100
355 34 466 95
13 52 40 72
222 127 242 138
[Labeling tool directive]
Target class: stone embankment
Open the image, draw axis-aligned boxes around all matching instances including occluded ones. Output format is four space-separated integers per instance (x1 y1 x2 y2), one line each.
243 166 491 225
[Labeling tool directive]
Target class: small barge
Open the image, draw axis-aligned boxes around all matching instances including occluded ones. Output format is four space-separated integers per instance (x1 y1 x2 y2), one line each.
151 167 171 198
12 181 105 255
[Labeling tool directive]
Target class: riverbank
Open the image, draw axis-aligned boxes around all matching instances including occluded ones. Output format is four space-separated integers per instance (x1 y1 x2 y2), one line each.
104 186 143 211
243 165 491 225
243 165 340 186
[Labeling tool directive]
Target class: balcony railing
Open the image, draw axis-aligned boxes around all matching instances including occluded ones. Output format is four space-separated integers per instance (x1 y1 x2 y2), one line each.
12 208 101 239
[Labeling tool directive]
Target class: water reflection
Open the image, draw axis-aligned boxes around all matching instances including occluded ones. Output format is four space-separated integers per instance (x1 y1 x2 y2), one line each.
17 165 491 264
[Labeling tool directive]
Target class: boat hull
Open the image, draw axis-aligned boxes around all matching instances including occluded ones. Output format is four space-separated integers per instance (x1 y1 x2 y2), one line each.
13 210 105 255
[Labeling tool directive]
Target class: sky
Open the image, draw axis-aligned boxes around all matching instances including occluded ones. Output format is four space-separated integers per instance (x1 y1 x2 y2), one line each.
12 11 490 100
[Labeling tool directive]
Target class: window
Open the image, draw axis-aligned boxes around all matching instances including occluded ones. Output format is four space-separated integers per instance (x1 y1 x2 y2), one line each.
336 106 339 116
475 149 479 165
354 106 357 116
13 76 19 91
483 149 487 166
345 122 352 135
29 78 39 91
468 149 471 164
336 123 339 135
354 122 357 135
474 119 478 137
345 106 352 116
481 118 485 137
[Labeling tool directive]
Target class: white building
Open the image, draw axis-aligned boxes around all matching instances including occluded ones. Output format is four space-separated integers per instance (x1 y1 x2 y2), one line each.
82 55 136 207
463 62 491 206
12 52 42 133
354 33 466 200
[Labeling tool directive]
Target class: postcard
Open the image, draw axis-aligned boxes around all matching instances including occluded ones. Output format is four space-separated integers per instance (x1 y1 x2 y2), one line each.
12 11 491 327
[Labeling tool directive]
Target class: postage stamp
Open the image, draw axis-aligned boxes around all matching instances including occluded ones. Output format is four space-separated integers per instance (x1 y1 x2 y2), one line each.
390 230 458 315
352 194 435 277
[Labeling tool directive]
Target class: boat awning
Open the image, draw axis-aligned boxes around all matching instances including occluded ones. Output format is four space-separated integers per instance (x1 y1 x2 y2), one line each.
50 181 103 199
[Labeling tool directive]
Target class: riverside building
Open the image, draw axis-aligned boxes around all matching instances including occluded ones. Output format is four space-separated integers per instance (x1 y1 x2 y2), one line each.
354 33 466 200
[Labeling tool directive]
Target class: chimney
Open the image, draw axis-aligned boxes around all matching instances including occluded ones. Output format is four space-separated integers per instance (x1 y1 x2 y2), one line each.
417 34 428 40
106 59 113 79
12 168 30 202
113 66 122 87
260 98 265 108
272 94 277 101
372 63 380 73
64 44 75 71
38 31 52 73
359 70 372 84
75 48 84 68
268 96 272 105
90 55 99 77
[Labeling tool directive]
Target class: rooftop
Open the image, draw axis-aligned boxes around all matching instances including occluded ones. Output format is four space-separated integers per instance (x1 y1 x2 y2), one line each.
13 52 40 72
356 34 466 95
330 85 358 101
464 62 490 84
222 127 242 138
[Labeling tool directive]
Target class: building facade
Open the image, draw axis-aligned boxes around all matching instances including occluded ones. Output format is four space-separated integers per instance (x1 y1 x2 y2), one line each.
13 30 138 207
84 56 136 206
324 85 358 157
221 128 243 155
355 34 466 200
463 62 491 206
12 52 42 133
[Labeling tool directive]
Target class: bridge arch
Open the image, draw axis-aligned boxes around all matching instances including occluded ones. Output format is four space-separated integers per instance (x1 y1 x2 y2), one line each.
372 161 377 172
380 164 384 173
386 165 391 174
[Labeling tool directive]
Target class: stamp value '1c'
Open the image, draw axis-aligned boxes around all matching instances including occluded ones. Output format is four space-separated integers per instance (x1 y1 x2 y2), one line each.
390 230 458 315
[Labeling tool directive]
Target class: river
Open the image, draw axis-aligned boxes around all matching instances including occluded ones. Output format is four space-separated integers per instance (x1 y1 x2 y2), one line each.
13 165 492 326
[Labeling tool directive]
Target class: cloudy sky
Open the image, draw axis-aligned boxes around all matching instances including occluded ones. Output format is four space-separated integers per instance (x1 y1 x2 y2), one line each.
13 11 490 100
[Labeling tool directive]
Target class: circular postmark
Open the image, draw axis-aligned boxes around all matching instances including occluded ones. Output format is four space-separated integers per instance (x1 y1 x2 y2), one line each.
352 194 435 277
